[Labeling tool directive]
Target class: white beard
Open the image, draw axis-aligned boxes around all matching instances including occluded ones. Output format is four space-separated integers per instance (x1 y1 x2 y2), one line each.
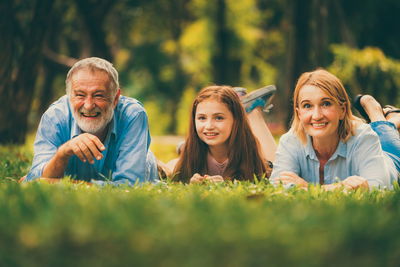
73 105 114 135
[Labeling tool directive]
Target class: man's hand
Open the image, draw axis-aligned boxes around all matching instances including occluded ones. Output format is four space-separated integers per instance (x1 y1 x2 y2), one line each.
274 171 308 188
59 133 105 164
42 133 105 178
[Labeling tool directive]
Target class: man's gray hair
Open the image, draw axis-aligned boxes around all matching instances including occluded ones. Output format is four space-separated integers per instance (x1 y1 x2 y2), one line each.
65 57 119 95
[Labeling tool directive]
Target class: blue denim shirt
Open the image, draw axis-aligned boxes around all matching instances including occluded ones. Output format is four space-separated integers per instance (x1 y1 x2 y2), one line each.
271 123 396 188
25 95 158 185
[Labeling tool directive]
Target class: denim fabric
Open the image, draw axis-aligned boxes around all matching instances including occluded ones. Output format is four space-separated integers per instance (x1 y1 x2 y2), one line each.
370 121 400 172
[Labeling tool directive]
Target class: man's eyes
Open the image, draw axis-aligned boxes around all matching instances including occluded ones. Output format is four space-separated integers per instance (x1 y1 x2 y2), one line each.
74 93 105 98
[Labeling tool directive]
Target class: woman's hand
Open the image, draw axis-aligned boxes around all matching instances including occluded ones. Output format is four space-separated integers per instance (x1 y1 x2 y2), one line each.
274 171 308 188
340 176 369 190
322 176 368 191
190 173 224 184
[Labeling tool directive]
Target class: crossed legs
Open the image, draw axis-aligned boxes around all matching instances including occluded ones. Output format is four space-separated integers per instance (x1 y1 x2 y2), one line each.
359 95 400 171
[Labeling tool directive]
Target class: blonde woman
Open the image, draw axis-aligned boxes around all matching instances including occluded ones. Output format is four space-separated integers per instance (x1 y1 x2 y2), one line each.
271 69 398 190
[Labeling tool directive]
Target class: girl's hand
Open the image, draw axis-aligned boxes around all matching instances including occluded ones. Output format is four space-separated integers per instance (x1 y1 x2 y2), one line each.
190 174 225 184
189 173 206 184
204 175 224 183
274 171 308 188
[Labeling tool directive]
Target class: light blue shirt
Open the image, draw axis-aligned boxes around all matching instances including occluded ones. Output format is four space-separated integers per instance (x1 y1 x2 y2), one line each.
271 123 396 188
25 95 158 185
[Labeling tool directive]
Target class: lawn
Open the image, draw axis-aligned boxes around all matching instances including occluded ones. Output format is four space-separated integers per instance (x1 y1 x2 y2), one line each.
1 145 400 266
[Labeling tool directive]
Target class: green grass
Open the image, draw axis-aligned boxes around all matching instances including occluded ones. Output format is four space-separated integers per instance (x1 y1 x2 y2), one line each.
1 145 400 266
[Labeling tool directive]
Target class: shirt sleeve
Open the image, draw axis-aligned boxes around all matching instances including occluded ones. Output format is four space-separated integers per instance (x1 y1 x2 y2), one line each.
25 111 67 181
270 132 302 181
351 128 392 188
104 109 158 185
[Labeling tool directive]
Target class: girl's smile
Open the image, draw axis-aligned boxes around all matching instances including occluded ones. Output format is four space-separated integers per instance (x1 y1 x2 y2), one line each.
195 99 234 151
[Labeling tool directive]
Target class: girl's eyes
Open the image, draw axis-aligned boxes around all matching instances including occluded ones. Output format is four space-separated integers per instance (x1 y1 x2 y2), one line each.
196 115 225 121
302 103 311 109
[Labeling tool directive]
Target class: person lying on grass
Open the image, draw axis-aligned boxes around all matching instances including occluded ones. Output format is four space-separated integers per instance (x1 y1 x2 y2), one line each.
21 57 158 185
167 85 277 183
271 69 399 190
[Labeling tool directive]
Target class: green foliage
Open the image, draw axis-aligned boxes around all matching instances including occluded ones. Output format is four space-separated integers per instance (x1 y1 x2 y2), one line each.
176 87 197 136
2 146 400 266
329 45 400 105
0 146 32 182
150 142 177 164
144 100 173 135
1 180 400 266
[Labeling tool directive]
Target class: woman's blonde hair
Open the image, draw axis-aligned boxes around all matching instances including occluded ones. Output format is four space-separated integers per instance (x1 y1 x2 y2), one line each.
291 69 360 144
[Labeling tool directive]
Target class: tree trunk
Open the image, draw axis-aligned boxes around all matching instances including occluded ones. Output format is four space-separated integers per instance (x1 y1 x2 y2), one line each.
0 0 54 144
312 0 329 66
212 0 229 84
284 0 313 127
74 0 116 61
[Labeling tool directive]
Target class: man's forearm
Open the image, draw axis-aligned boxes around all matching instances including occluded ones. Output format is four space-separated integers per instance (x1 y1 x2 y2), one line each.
42 149 70 178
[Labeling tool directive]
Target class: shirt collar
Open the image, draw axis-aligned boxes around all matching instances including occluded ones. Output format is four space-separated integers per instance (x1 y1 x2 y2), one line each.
305 135 347 161
305 135 317 160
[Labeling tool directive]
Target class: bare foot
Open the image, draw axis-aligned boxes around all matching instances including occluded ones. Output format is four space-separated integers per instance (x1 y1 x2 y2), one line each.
384 107 400 129
360 95 386 122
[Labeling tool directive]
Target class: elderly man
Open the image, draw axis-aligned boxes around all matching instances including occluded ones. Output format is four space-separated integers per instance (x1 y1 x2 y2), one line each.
24 57 158 185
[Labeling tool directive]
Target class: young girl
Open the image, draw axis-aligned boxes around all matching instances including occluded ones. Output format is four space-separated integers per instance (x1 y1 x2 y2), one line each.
171 85 276 183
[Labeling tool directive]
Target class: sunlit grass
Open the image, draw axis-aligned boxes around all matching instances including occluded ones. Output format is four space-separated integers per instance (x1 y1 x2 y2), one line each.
1 144 400 266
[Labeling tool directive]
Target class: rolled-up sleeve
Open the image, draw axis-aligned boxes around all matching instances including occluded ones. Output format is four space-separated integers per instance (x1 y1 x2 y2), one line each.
352 129 392 188
270 132 301 181
25 113 65 181
108 110 158 185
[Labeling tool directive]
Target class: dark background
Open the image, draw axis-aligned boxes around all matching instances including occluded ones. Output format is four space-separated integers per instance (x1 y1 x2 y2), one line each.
1 0 400 144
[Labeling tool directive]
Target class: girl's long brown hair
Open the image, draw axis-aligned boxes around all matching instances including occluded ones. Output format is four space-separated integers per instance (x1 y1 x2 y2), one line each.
173 85 269 183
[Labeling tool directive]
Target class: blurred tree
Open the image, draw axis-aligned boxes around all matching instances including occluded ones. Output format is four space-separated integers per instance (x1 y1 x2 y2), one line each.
338 0 400 60
2 0 400 143
0 0 54 144
113 0 192 133
283 0 314 126
329 45 400 106
211 0 241 85
279 0 400 126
